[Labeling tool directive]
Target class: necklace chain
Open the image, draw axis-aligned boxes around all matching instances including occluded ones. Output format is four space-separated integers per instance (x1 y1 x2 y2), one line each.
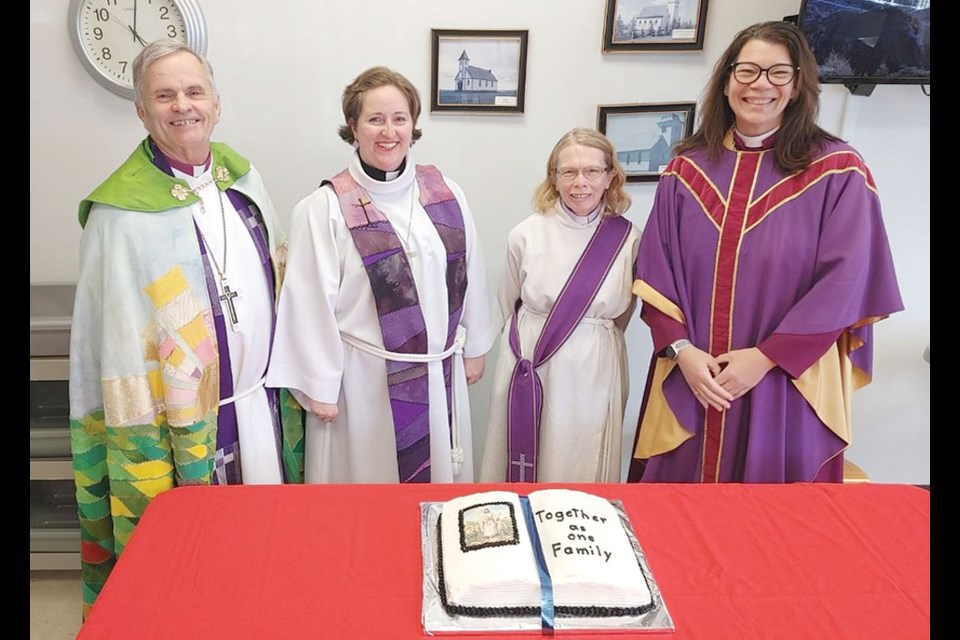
194 185 242 331
187 178 216 215
193 184 228 281
398 189 417 258
169 166 241 330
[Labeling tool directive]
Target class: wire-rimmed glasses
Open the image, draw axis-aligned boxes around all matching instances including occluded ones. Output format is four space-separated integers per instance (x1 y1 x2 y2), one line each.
555 166 609 182
729 62 798 86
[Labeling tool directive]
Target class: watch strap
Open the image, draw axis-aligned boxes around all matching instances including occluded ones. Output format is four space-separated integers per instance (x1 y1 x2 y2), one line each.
667 339 692 359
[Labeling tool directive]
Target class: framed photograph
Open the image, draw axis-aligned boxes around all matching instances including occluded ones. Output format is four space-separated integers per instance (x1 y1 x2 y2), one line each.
597 103 696 182
603 0 709 52
430 29 528 114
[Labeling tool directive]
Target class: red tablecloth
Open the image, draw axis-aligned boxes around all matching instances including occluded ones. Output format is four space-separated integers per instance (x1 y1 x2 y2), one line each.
77 483 929 640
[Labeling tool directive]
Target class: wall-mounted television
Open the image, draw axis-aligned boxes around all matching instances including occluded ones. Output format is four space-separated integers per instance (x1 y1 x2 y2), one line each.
797 0 930 94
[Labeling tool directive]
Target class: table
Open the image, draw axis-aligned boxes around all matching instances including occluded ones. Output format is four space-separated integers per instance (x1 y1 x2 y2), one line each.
77 482 929 639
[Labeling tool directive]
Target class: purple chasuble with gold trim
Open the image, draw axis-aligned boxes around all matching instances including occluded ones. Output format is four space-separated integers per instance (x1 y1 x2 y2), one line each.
324 165 467 483
506 214 632 482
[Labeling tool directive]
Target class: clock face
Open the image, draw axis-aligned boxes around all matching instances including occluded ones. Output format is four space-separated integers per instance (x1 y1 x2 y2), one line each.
69 0 208 99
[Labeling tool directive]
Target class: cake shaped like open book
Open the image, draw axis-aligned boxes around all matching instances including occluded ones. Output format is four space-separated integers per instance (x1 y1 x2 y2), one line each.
437 489 654 618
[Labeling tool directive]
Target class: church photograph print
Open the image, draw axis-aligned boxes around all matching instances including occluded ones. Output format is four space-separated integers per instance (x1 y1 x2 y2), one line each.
598 102 696 182
431 29 529 114
603 0 709 52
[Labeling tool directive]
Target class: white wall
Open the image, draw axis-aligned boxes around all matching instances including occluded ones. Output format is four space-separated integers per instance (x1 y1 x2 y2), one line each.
30 0 929 483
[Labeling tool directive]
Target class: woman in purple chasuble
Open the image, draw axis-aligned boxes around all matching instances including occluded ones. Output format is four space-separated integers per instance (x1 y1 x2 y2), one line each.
628 21 904 483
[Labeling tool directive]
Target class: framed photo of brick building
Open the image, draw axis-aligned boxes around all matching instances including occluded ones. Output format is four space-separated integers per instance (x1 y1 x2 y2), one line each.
597 102 695 182
603 0 709 52
430 29 528 114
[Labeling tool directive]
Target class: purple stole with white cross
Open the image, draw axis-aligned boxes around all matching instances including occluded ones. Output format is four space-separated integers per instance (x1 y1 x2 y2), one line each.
324 165 467 483
506 214 632 482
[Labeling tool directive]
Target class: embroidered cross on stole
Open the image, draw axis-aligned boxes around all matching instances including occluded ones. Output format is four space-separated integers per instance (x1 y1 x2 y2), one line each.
324 165 467 483
506 214 632 482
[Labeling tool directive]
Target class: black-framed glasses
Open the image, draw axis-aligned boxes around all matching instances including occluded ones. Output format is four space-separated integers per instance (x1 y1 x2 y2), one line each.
729 62 798 86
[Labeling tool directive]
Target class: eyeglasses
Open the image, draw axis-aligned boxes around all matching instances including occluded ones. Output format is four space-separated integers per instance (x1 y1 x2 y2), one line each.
729 62 798 86
555 166 609 182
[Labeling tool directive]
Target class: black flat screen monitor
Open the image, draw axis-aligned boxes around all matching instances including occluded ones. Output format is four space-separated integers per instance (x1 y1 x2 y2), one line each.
797 0 930 88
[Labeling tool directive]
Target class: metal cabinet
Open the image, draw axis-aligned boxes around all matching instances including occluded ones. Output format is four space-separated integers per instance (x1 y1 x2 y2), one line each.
29 284 80 570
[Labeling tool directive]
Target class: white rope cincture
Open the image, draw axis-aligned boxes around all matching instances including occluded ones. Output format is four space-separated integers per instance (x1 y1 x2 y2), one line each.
219 376 266 407
341 325 468 475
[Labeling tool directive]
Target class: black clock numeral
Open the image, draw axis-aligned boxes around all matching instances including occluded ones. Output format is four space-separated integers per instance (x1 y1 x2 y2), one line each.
166 25 178 38
105 0 118 5
119 61 128 74
101 47 112 61
93 27 103 40
94 8 109 22
159 6 169 19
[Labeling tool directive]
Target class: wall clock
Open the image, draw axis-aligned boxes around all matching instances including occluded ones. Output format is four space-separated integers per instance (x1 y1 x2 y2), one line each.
68 0 208 100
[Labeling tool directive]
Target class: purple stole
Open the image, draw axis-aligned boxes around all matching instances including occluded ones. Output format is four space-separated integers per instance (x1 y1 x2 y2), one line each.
507 214 632 482
324 165 467 483
150 143 282 485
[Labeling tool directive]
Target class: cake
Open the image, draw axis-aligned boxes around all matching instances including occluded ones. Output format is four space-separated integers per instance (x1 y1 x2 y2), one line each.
436 488 655 619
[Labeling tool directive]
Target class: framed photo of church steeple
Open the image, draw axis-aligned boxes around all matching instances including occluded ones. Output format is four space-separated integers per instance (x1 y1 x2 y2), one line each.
430 29 529 114
603 0 709 52
597 103 696 182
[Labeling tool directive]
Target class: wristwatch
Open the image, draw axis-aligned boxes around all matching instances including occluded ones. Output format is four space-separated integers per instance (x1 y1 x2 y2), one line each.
664 339 692 360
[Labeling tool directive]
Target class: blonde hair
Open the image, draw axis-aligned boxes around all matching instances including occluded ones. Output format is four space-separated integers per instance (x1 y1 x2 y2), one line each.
532 128 631 216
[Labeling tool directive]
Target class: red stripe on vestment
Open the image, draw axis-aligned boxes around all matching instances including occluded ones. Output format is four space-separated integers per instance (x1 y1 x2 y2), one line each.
747 150 875 228
701 151 762 483
667 157 727 227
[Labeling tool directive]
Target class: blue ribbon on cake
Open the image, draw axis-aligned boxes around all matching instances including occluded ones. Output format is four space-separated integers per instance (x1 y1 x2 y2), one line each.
519 495 555 635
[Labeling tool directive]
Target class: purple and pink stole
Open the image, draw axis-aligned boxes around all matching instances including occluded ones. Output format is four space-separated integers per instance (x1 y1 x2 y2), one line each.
324 165 467 483
506 214 632 482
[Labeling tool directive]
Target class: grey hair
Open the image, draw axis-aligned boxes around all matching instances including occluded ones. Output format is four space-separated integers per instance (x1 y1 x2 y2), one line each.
132 40 217 106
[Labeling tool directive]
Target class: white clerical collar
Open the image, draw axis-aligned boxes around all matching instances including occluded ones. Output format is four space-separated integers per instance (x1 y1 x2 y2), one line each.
734 126 780 149
171 163 212 188
560 199 603 224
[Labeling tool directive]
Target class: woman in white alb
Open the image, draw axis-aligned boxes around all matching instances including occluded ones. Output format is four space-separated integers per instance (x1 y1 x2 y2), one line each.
479 128 639 483
267 67 496 483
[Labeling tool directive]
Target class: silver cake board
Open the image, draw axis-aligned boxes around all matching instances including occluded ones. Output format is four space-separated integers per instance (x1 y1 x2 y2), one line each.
420 499 675 634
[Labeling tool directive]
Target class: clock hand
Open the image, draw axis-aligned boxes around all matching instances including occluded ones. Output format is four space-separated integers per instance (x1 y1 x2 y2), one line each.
127 25 148 47
133 0 138 43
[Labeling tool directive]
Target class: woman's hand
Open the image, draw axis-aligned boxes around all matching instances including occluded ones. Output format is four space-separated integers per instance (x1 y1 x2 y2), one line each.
308 400 339 423
464 356 486 385
675 347 734 411
713 347 776 399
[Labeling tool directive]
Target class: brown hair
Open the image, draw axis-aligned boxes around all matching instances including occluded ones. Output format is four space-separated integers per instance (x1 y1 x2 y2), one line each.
337 66 423 145
532 128 631 216
674 21 839 173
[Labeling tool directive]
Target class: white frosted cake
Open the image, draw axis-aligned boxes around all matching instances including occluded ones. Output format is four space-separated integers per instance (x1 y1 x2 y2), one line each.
436 489 654 618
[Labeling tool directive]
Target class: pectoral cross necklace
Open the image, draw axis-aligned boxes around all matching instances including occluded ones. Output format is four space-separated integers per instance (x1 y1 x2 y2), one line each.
195 186 242 332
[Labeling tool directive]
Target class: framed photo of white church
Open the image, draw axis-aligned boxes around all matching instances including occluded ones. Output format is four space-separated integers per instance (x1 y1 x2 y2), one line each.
430 29 528 114
597 102 696 182
602 0 709 52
